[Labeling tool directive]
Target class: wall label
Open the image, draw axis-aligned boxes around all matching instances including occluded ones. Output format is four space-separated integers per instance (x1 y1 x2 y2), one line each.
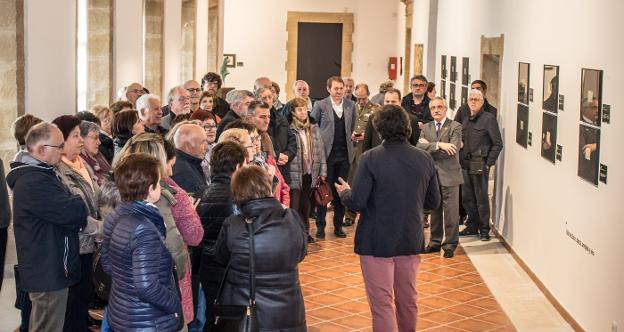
558 94 564 111
599 164 607 184
528 132 532 146
556 144 563 161
566 227 595 256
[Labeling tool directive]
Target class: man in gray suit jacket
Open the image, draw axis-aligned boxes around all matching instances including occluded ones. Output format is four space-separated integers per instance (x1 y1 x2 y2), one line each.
310 76 356 238
417 96 463 258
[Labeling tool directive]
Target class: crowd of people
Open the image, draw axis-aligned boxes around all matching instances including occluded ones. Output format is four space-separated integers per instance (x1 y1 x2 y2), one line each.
0 71 503 332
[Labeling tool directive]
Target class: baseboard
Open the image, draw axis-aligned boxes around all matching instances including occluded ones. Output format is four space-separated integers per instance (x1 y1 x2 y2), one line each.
491 226 585 332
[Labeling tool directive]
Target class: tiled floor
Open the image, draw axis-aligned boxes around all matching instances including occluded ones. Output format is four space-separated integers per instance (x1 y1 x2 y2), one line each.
303 223 516 331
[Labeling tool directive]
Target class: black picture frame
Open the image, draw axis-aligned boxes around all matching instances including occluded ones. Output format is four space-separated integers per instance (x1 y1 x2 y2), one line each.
441 55 447 79
449 82 456 109
518 62 530 104
541 112 557 163
223 54 236 68
578 124 600 185
462 57 470 85
542 65 559 113
579 68 602 126
461 86 468 106
516 104 529 148
450 56 457 82
441 79 447 99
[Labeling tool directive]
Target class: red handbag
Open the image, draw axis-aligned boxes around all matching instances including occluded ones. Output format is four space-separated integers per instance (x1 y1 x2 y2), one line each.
310 176 333 207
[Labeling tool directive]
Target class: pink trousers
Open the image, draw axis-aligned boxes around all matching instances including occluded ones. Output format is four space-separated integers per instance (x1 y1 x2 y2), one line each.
360 254 421 332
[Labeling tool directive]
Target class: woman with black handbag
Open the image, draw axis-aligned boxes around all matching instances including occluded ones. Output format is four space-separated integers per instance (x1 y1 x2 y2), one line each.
212 165 307 332
288 97 327 243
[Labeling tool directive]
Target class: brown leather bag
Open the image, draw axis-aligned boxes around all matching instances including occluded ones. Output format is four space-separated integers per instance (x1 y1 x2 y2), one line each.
310 176 333 207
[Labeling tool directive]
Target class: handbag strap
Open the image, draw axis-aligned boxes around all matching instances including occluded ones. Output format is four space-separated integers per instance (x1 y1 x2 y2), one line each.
212 216 256 306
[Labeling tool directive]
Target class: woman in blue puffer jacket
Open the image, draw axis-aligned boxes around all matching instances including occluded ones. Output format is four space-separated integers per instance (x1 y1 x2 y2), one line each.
101 153 182 331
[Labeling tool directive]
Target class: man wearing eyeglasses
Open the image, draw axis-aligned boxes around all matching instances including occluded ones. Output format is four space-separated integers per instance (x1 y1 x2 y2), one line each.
160 86 192 130
457 89 503 241
401 75 433 129
184 80 203 112
454 80 498 123
123 82 145 107
6 123 88 331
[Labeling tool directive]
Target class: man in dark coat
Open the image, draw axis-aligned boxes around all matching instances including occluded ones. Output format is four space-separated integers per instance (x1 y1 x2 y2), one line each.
0 157 11 292
335 104 440 332
401 74 433 127
201 72 231 118
172 123 209 198
6 123 88 331
216 90 254 139
454 80 498 123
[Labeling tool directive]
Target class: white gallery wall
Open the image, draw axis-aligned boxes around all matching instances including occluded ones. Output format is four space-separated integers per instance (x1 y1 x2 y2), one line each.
431 0 623 330
222 0 402 98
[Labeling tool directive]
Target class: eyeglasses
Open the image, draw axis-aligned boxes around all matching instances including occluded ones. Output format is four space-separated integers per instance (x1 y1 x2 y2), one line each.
468 98 483 102
411 83 426 88
186 88 201 93
128 89 144 94
430 105 446 110
44 143 64 150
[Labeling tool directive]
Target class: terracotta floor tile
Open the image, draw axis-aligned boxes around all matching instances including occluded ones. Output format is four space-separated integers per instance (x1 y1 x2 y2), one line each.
312 258 348 269
489 325 518 332
428 267 470 277
331 286 368 300
420 310 465 324
306 293 350 306
307 306 350 321
440 289 482 302
334 274 364 286
304 299 323 310
466 297 502 311
307 321 349 332
418 282 452 296
462 284 494 297
421 325 467 332
446 303 490 317
301 285 322 296
457 272 485 284
331 300 371 314
475 311 514 326
450 318 498 332
416 318 439 330
432 277 475 289
308 268 348 279
306 279 348 292
417 271 447 282
418 295 459 309
332 314 372 329
452 262 478 272
299 273 324 285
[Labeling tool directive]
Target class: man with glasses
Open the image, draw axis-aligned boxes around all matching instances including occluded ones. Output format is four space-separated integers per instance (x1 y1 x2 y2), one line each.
160 86 192 130
402 75 433 129
184 80 203 112
201 72 230 118
6 123 88 331
454 80 498 123
457 89 503 241
122 82 145 107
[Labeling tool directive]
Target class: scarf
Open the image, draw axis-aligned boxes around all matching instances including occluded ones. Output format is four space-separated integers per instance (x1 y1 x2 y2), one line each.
62 155 94 191
260 131 276 157
292 116 313 174
130 200 166 239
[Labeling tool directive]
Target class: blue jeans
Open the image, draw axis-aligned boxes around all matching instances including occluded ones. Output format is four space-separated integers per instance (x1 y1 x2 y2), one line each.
188 285 206 331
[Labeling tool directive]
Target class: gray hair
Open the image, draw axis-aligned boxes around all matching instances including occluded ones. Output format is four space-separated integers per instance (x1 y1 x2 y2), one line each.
469 89 484 100
293 80 309 91
25 122 54 152
254 87 272 100
79 120 100 137
430 96 447 108
226 90 253 107
135 93 160 112
167 86 185 104
253 77 271 91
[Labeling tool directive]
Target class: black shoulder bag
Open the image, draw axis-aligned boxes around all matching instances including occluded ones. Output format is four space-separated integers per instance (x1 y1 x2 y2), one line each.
211 217 259 332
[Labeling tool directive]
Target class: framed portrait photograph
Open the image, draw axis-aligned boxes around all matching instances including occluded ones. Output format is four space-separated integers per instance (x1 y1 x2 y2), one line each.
516 104 529 148
518 62 530 104
450 56 457 82
542 65 559 113
579 68 602 126
440 79 447 99
462 57 470 85
223 54 236 68
578 124 600 185
461 86 468 106
441 55 447 79
449 82 456 109
541 112 557 163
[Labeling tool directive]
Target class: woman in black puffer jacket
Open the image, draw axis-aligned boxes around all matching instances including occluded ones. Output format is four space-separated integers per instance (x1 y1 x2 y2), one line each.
214 165 307 332
101 153 182 331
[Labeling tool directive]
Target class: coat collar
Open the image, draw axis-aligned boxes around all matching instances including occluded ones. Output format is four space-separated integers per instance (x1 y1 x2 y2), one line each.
239 197 282 218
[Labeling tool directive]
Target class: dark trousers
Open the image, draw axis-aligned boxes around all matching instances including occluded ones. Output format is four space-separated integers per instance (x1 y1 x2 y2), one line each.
199 250 226 332
316 156 350 232
461 169 491 233
290 174 313 235
0 227 6 292
430 185 460 250
63 253 93 332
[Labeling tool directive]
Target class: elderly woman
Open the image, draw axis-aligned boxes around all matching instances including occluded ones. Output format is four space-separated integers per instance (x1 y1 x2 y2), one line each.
214 165 307 331
289 97 326 242
79 121 111 185
51 115 102 332
12 114 43 163
114 133 203 326
102 153 182 331
195 91 221 123
112 109 144 154
90 105 115 163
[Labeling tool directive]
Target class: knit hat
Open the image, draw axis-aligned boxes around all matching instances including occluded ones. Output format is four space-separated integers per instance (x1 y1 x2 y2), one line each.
52 115 82 140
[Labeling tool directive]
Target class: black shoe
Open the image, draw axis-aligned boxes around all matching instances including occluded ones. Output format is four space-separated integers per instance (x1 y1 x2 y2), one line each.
334 229 347 238
307 235 316 243
443 248 455 258
424 245 441 253
343 218 354 227
480 232 491 241
315 230 325 239
459 228 479 236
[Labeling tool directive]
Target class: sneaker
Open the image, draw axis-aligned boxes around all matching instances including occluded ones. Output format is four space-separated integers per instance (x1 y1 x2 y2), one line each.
459 228 479 236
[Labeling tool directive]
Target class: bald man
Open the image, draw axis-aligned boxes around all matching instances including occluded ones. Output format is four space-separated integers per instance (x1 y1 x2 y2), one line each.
184 80 202 112
161 86 192 130
124 82 145 106
171 123 209 197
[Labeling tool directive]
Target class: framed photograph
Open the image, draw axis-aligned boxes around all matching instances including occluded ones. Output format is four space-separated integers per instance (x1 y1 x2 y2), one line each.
518 62 530 104
461 86 468 105
462 57 470 85
441 55 447 79
223 54 236 68
441 79 447 99
579 68 602 126
542 65 559 113
450 56 457 82
449 82 456 109
541 112 557 163
516 104 529 148
578 124 600 185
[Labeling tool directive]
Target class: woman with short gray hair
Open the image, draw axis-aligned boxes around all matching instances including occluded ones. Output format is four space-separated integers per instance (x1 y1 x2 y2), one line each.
80 120 111 185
